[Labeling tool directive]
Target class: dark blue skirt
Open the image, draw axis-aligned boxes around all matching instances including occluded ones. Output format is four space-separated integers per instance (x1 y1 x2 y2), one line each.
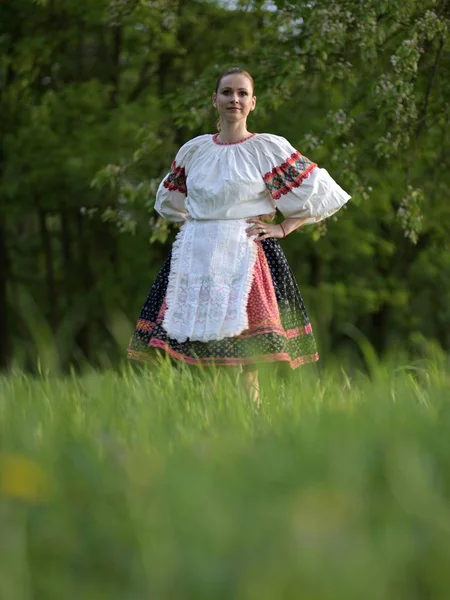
127 238 318 369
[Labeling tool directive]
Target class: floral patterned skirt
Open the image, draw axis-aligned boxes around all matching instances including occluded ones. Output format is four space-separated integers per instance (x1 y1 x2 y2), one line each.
127 238 319 369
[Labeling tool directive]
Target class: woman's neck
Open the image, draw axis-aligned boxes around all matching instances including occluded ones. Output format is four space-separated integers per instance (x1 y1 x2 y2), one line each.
216 123 251 143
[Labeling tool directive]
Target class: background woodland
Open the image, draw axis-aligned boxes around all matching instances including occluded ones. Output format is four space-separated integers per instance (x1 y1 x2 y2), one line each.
1 0 449 370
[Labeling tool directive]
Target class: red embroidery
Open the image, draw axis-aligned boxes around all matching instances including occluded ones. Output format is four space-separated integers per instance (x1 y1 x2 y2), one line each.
212 132 257 146
140 341 319 368
263 152 317 200
163 160 187 194
135 318 314 341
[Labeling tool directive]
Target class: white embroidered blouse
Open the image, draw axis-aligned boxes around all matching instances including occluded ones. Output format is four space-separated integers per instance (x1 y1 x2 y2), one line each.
155 132 351 224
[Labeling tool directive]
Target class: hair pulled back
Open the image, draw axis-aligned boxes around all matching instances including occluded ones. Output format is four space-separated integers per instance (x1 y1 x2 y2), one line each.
215 67 255 132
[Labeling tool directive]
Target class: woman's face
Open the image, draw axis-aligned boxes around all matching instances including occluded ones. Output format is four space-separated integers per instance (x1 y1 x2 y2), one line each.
212 73 256 125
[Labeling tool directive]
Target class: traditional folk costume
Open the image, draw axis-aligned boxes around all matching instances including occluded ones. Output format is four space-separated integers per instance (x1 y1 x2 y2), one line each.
127 132 351 369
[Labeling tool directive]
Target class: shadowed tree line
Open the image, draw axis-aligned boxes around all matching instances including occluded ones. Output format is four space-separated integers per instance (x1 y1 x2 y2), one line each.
0 0 449 371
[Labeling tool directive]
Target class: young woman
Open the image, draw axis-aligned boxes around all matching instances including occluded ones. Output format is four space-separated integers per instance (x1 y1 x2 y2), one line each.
127 67 351 403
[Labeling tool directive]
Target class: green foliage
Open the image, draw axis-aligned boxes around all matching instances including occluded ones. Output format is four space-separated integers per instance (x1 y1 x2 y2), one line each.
0 0 449 369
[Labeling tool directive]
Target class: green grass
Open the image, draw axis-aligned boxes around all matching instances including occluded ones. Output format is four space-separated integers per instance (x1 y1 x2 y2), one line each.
1 352 450 600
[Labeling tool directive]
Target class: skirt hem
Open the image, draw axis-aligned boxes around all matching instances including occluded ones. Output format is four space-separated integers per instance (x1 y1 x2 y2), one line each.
127 342 319 370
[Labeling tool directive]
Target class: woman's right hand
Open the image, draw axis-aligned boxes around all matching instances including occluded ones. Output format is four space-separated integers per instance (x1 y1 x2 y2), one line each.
258 212 276 222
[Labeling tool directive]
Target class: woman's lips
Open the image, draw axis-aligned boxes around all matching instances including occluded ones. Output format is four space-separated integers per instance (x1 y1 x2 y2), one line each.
228 107 240 110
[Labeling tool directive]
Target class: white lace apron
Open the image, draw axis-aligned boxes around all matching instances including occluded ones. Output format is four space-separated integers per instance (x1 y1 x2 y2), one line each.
163 219 258 342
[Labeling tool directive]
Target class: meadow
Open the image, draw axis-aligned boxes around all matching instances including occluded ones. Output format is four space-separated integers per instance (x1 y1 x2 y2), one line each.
1 348 450 600
2 1 449 598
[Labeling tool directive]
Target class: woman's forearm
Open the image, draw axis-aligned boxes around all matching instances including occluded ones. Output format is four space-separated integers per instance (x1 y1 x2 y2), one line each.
280 217 308 236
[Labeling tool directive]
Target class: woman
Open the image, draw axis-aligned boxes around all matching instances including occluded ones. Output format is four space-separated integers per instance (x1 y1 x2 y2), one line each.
127 67 351 403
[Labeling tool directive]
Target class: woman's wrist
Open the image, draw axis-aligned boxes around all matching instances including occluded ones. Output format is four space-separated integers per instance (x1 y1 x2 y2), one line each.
280 217 308 237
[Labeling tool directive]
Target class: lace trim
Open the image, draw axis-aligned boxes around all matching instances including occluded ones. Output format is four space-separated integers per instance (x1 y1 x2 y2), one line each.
263 152 317 200
163 220 186 337
238 237 258 341
212 132 257 146
134 317 313 341
163 160 187 194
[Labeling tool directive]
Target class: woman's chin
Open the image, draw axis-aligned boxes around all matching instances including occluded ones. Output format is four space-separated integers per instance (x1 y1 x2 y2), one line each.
223 111 244 122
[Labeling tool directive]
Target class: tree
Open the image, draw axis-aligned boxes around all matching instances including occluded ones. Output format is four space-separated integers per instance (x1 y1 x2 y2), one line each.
0 0 449 369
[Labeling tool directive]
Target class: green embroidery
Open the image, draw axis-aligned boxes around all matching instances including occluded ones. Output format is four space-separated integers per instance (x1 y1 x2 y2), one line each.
264 152 317 200
163 161 187 194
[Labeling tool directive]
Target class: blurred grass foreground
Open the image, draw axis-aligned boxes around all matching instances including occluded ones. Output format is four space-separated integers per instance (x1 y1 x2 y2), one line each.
1 353 450 600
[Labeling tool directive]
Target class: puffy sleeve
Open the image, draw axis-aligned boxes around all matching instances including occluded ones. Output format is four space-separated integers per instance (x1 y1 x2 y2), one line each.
154 137 200 222
258 134 351 224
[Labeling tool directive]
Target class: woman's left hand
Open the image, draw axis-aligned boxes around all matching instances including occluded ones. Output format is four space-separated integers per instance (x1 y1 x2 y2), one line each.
245 217 285 240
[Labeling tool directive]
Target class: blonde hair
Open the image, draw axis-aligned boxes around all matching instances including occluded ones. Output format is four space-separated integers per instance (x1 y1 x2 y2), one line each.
215 67 255 132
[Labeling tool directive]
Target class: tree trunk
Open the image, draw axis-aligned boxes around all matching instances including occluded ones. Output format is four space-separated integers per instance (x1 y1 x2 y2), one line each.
0 211 10 370
371 303 390 354
75 212 93 362
309 250 323 289
156 52 171 98
109 25 122 108
37 206 57 330
59 205 75 302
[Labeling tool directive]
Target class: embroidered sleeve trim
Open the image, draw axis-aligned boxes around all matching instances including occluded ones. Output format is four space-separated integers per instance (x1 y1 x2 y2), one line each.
263 151 317 200
163 160 187 194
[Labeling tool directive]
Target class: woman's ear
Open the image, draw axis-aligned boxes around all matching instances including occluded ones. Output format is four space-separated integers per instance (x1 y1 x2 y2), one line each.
212 92 217 108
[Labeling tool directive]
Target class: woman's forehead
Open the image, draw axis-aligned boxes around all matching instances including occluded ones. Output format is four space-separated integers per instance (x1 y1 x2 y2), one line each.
219 73 252 90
